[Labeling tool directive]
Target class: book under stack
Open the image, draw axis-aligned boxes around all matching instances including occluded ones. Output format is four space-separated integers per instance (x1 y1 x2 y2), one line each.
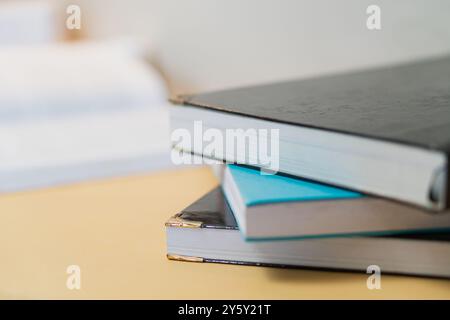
165 56 450 278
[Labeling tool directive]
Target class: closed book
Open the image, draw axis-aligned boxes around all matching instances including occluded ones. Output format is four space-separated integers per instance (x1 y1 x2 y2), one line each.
165 188 450 278
170 56 450 211
218 164 450 240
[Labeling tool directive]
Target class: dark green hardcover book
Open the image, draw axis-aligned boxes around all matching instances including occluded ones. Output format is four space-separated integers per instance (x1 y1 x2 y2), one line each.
170 56 450 211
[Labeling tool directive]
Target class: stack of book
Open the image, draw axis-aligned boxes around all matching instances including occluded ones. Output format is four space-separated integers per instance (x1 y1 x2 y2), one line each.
165 56 450 278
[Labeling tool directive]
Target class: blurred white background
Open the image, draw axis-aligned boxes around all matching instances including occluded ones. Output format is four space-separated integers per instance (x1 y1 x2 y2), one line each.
48 0 450 94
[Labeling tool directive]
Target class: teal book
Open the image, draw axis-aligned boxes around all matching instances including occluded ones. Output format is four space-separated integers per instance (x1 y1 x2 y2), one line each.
220 165 450 241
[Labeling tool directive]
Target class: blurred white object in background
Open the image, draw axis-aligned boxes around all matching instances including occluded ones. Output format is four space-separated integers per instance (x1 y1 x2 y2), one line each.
0 40 172 192
0 40 167 119
0 1 57 45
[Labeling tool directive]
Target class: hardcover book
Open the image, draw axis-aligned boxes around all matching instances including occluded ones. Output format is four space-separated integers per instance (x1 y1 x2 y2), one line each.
219 164 450 240
170 56 450 211
165 188 450 278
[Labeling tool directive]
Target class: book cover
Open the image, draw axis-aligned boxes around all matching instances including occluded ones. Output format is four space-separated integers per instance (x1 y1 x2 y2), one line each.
222 164 450 240
165 188 450 278
172 56 450 209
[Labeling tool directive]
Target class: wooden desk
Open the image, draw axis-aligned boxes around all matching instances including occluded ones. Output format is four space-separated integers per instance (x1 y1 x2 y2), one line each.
0 167 449 299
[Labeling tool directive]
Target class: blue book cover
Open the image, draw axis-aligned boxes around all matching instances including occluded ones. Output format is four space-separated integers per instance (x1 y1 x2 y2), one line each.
227 164 362 206
222 165 450 241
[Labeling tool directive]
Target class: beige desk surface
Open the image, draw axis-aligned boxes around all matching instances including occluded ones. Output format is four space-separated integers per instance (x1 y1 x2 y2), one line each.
0 166 449 299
